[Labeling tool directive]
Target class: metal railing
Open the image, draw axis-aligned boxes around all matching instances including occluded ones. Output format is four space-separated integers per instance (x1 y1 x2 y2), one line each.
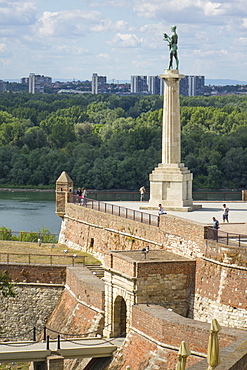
205 227 247 248
68 195 159 227
85 190 243 202
0 252 86 266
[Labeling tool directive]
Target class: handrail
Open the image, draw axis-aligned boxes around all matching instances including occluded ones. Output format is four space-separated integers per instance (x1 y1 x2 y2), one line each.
0 252 86 266
68 195 159 227
205 227 247 248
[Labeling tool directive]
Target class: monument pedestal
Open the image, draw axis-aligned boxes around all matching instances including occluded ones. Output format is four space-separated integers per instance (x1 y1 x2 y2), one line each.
146 163 200 211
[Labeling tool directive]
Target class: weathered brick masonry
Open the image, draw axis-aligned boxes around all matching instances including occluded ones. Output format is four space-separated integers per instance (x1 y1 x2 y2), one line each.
59 204 247 330
46 266 105 338
106 304 246 370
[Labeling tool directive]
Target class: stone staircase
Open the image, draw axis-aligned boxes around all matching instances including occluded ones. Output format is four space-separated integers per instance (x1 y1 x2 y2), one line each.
86 264 104 279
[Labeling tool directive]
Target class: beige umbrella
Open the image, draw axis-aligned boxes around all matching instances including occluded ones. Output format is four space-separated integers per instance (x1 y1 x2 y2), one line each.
207 319 222 370
175 341 191 370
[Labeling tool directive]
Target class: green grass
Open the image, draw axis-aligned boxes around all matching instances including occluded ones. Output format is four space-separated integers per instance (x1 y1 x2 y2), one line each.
0 240 100 265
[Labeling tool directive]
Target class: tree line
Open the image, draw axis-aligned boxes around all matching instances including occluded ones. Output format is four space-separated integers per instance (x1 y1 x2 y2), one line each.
0 92 247 190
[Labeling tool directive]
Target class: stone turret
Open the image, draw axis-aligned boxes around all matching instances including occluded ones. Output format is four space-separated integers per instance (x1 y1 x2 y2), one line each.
56 171 73 218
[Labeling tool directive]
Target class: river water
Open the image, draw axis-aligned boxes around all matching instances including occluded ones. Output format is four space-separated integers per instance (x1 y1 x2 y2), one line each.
0 190 61 235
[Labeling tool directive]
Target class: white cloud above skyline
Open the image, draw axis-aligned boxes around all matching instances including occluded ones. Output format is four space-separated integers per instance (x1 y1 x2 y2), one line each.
0 0 247 82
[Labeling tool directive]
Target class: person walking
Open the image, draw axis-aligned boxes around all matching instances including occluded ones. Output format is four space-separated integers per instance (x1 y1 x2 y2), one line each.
81 187 87 205
139 186 146 201
222 204 229 223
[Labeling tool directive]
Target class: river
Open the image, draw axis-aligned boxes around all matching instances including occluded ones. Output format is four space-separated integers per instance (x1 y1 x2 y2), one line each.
0 190 61 235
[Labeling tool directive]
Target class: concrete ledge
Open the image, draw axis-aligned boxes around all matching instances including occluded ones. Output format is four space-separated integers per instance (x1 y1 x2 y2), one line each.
140 204 202 212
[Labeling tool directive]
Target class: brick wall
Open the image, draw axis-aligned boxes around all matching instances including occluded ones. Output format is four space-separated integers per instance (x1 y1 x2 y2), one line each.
107 304 245 370
190 257 247 329
0 264 66 284
46 266 105 339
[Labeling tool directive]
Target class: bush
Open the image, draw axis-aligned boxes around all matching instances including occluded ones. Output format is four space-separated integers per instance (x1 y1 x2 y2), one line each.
0 227 13 240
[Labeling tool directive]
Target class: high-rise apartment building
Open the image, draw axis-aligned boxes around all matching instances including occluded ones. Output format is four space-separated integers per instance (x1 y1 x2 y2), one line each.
131 76 148 94
28 74 52 93
148 75 164 95
92 73 107 94
29 74 45 94
180 75 205 96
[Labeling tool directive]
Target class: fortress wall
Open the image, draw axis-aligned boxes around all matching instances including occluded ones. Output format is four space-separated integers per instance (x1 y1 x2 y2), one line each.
135 261 195 315
190 258 247 330
107 304 243 370
0 284 64 341
46 266 105 338
0 264 105 342
0 264 66 284
59 205 247 329
59 204 206 261
159 215 206 257
0 264 65 341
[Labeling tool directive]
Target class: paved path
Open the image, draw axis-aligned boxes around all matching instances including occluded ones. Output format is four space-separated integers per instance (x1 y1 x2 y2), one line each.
106 201 247 234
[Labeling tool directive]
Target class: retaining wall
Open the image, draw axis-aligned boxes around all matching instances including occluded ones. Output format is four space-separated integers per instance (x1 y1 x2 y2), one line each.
106 304 245 370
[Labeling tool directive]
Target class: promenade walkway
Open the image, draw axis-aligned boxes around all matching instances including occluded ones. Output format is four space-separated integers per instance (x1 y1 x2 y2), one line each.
105 201 247 234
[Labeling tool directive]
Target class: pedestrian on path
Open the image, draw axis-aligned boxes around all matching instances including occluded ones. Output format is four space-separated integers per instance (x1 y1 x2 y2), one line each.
139 186 146 201
222 204 229 223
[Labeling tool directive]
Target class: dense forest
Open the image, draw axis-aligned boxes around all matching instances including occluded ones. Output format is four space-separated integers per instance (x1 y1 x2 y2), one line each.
0 92 247 190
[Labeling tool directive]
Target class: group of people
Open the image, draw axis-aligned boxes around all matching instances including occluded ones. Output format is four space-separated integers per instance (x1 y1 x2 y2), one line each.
76 187 87 205
212 204 230 228
212 204 229 239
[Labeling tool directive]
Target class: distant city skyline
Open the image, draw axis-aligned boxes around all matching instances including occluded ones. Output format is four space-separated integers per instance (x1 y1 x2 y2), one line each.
0 1 247 82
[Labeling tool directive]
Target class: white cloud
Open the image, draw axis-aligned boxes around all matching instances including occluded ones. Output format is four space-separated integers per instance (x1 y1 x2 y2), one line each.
37 9 106 37
82 0 130 8
108 33 142 47
193 48 228 56
0 43 11 57
0 1 36 26
133 0 247 21
97 53 110 59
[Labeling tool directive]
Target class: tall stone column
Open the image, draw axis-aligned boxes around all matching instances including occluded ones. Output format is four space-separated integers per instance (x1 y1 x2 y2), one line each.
147 70 200 211
161 70 182 164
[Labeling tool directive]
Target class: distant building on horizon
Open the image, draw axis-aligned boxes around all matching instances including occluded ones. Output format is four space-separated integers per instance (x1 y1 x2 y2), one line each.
180 75 205 96
92 73 107 94
148 75 164 95
0 80 6 92
131 75 148 94
28 74 52 94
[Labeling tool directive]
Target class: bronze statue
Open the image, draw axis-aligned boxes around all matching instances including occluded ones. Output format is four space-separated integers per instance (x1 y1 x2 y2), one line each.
163 26 179 70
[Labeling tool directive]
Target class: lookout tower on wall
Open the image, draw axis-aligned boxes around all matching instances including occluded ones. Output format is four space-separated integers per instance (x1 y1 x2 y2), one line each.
56 171 73 218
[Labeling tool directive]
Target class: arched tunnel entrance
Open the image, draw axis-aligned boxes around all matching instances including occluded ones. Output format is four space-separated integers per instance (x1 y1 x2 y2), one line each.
113 296 127 337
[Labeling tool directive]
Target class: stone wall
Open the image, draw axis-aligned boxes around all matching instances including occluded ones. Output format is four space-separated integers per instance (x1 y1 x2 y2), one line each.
0 284 64 341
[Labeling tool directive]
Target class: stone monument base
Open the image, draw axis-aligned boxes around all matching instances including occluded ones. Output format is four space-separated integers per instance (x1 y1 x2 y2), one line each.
144 162 201 212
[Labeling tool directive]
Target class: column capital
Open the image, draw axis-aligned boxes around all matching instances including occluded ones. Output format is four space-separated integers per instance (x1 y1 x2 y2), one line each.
160 70 184 80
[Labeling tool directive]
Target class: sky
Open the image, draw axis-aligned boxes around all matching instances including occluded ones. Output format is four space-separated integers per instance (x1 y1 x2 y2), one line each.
0 0 247 82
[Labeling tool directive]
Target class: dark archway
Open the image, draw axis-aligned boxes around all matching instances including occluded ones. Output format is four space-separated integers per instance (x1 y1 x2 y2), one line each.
113 296 127 337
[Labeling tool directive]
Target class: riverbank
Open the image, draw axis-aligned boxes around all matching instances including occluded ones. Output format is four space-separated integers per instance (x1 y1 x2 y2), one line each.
0 188 55 192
